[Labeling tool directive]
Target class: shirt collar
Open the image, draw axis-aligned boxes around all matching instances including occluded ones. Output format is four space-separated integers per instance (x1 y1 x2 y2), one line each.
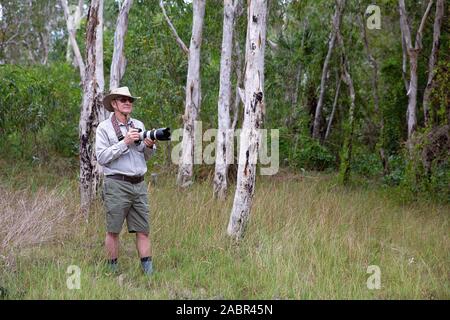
110 112 132 126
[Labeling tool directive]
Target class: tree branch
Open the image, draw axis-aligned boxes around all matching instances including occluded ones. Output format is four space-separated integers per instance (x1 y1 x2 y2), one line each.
61 0 85 81
159 0 189 55
415 0 434 50
398 0 413 50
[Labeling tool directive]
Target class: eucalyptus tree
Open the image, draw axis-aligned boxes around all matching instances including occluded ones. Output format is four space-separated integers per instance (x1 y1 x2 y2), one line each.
312 0 345 140
176 0 206 188
62 0 84 68
79 0 105 217
0 0 61 64
324 70 341 141
160 0 206 188
61 0 85 81
109 0 133 91
228 0 268 240
398 0 433 146
213 0 240 200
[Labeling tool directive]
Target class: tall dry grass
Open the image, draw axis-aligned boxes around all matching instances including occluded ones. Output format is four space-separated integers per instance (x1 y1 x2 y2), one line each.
0 185 79 266
0 171 448 299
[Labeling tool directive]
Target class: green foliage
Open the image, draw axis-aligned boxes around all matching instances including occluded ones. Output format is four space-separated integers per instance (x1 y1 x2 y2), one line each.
382 154 406 186
380 55 408 154
351 147 383 178
118 0 187 132
282 131 335 171
0 64 81 160
296 138 335 171
382 139 450 204
430 58 450 126
0 0 447 204
400 131 450 203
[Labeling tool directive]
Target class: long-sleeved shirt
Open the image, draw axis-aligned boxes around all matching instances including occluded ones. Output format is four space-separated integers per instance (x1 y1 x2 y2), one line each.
96 113 155 177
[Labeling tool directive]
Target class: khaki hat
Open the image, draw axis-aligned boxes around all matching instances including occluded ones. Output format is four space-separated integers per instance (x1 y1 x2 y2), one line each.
103 86 140 112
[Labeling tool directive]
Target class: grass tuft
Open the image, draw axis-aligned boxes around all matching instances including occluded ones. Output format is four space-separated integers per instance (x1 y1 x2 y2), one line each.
0 167 448 299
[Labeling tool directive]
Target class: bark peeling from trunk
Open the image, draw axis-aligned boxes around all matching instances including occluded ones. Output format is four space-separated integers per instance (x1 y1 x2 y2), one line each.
177 0 206 188
79 0 104 218
213 0 239 200
227 0 267 240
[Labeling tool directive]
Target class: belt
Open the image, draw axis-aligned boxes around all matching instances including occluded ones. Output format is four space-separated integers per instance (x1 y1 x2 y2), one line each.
107 174 144 184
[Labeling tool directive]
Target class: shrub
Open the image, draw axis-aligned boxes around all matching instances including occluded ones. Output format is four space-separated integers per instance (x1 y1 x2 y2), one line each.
352 148 383 178
291 135 335 171
0 64 81 160
382 154 406 186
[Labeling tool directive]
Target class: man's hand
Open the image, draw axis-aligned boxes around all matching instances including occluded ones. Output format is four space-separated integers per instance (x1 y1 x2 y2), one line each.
143 138 156 149
124 128 140 145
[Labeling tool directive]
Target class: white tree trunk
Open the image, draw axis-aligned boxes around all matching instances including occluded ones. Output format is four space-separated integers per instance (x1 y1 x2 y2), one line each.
400 31 409 92
407 54 419 139
110 0 133 90
324 73 341 141
61 0 85 81
312 0 344 140
231 18 244 131
213 0 238 200
423 0 444 126
399 0 433 143
177 0 206 188
285 20 307 127
95 0 106 123
79 0 103 218
92 0 106 192
65 0 83 66
227 0 267 240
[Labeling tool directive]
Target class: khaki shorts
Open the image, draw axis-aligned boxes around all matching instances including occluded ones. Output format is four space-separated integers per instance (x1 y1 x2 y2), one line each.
103 177 150 234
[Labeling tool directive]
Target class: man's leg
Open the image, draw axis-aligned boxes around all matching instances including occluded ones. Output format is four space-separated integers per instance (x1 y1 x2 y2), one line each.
105 232 120 273
103 178 130 270
136 232 151 258
136 232 153 275
105 232 120 259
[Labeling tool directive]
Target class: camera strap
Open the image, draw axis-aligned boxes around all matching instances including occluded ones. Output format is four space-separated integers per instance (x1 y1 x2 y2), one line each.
111 113 135 142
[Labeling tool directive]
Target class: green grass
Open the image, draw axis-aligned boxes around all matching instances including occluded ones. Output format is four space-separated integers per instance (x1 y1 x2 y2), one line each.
0 163 449 299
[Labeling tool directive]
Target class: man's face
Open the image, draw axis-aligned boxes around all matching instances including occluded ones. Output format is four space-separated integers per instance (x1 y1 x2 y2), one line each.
112 96 134 115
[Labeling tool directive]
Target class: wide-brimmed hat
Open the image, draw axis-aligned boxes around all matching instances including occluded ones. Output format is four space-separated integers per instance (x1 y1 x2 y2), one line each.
103 86 140 112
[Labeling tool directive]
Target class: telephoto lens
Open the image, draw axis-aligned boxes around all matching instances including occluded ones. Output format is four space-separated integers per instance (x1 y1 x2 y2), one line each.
138 127 171 141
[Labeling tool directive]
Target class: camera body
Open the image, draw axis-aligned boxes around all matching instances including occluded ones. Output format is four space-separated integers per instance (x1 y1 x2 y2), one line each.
136 127 171 141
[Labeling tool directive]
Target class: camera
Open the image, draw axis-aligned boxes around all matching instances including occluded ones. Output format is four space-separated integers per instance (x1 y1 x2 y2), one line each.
136 127 171 141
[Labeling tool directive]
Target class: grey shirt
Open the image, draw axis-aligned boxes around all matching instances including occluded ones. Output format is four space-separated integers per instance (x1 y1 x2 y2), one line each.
96 114 155 177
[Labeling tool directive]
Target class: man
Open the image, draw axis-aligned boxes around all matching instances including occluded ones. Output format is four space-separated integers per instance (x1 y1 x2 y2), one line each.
96 86 155 275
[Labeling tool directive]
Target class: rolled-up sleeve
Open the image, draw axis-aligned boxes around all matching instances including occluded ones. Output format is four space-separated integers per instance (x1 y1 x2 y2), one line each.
96 125 129 166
